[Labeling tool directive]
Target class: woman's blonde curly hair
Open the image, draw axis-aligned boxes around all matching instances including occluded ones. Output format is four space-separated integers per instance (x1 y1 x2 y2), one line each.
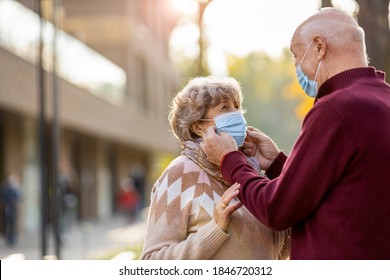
168 76 245 145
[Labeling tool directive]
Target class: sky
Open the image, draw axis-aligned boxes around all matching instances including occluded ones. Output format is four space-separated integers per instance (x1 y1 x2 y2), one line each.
169 0 357 75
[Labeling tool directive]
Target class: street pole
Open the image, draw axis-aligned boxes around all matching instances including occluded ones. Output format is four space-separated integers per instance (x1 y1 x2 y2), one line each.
36 0 48 258
51 0 62 259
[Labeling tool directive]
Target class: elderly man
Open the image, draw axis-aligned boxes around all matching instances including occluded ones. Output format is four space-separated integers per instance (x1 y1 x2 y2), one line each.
200 8 390 259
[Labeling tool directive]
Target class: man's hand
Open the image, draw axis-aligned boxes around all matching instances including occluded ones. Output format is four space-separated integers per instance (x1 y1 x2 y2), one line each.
241 126 280 170
200 126 238 166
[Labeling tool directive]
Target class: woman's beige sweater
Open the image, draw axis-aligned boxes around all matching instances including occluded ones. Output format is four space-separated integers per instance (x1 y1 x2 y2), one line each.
141 155 289 260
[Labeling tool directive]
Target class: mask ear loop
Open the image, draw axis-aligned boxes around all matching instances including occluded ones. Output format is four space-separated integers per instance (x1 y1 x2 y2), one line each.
299 40 314 67
314 60 322 82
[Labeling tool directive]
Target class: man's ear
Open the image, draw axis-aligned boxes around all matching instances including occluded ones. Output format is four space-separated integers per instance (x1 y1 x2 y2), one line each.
190 122 203 137
313 36 326 60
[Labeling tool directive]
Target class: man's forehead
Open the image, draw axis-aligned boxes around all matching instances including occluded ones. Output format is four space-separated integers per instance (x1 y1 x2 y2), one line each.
289 32 301 54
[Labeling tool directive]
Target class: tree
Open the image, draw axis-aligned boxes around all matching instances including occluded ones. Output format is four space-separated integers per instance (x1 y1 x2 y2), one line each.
355 0 390 82
321 0 333 7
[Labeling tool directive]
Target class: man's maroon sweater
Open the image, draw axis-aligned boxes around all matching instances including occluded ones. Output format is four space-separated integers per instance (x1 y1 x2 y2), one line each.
221 67 390 259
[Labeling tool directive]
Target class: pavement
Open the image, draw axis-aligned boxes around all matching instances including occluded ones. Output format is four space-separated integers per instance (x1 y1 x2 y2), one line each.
0 209 148 260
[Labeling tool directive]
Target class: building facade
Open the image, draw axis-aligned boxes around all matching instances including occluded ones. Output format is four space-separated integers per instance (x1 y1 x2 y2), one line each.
0 0 182 237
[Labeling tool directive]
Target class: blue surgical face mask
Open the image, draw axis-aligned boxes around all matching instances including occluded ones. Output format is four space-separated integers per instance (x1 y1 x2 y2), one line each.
213 111 247 147
296 41 322 98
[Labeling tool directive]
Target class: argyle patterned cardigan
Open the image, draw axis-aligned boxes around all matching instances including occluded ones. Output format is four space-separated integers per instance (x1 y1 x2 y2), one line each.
141 155 290 260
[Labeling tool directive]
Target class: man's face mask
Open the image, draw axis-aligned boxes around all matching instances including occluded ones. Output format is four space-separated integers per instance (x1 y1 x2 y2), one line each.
296 41 322 98
213 111 247 147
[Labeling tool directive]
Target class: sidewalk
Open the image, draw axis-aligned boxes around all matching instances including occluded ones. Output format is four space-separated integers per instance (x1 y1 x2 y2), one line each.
0 209 148 260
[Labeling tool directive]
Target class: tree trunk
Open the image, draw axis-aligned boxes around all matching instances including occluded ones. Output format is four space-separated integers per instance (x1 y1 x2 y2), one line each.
321 0 333 7
355 0 390 81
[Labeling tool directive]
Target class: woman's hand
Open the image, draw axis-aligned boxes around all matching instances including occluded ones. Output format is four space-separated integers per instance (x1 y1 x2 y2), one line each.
214 183 242 232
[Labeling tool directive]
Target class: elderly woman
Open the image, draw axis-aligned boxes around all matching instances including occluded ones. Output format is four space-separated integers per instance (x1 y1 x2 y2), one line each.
141 76 289 260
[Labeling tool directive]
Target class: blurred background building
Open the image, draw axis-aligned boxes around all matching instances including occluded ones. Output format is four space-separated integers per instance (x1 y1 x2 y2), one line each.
0 0 181 250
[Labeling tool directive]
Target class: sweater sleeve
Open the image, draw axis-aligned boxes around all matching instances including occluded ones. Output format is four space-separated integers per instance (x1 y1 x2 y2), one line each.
141 160 229 260
265 152 288 179
221 101 351 231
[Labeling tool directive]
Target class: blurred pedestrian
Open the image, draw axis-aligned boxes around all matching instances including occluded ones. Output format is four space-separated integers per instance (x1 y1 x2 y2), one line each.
129 163 146 210
200 8 390 259
117 177 140 224
59 174 78 243
141 76 290 260
0 173 22 246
